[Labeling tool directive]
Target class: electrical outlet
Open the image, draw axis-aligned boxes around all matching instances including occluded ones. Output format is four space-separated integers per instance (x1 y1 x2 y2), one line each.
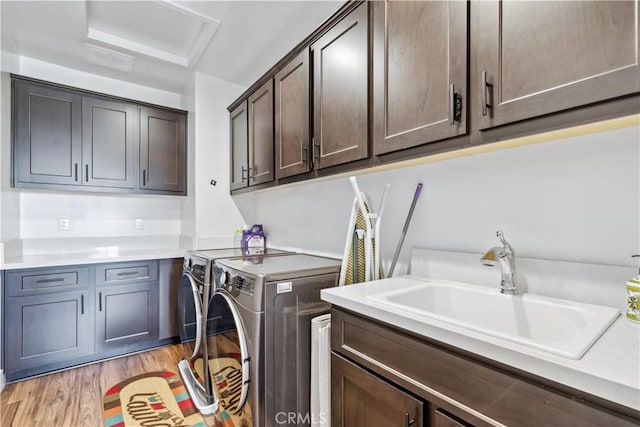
135 219 144 230
59 218 69 231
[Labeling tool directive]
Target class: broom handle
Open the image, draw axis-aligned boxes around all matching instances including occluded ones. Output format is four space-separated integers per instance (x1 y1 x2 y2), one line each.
388 183 423 277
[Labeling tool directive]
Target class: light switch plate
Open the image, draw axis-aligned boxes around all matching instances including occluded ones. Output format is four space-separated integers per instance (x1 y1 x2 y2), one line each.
135 219 144 230
59 218 69 231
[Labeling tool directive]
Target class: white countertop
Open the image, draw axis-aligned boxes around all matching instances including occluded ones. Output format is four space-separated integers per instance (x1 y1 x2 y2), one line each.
321 275 640 411
1 248 186 269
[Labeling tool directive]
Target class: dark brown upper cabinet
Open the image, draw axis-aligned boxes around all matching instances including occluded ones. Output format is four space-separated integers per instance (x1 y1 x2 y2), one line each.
312 1 369 169
13 80 82 186
13 77 187 195
82 96 137 189
227 0 639 193
139 106 186 194
248 80 275 185
473 0 640 130
275 50 311 179
230 100 249 191
373 0 468 155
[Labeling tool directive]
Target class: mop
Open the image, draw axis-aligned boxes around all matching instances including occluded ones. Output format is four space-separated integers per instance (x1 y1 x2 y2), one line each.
338 177 389 286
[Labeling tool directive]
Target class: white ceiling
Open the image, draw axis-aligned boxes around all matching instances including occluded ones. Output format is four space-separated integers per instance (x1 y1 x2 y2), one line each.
0 0 343 93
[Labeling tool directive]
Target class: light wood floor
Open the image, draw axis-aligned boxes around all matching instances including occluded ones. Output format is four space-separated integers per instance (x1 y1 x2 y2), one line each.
0 344 218 427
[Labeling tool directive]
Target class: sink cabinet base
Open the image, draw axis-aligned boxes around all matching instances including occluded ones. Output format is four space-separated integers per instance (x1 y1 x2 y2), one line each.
330 308 639 427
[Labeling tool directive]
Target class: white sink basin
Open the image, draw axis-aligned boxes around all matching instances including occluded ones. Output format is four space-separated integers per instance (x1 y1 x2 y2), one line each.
366 279 620 359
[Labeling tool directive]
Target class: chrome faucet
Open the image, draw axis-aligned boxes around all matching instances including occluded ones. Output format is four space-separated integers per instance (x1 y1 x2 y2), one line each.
481 231 518 295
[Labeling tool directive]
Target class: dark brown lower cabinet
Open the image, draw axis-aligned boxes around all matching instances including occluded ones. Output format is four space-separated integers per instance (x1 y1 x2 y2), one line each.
331 308 639 427
5 291 92 373
3 259 178 382
332 353 423 427
95 282 159 351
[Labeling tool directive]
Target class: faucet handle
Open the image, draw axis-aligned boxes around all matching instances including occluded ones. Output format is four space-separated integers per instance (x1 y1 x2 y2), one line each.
496 230 514 255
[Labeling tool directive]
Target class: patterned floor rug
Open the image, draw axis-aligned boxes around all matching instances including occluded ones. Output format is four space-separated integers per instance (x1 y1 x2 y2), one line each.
103 370 207 427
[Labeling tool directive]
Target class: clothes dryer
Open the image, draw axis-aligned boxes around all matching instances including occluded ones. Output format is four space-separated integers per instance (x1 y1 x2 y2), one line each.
210 254 341 427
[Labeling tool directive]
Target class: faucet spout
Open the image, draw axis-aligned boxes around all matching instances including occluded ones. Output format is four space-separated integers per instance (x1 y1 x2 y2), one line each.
480 231 518 295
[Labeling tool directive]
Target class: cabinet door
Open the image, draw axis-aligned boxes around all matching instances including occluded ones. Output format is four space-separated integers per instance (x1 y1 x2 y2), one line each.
95 282 159 351
373 0 467 155
5 291 91 373
82 96 137 189
313 2 369 169
13 80 82 185
275 50 311 179
248 80 275 186
139 106 186 193
332 353 424 427
230 100 249 191
474 0 640 129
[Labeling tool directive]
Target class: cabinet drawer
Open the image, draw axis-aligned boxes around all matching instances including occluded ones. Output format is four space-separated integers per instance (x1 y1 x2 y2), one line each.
95 261 158 286
5 267 89 296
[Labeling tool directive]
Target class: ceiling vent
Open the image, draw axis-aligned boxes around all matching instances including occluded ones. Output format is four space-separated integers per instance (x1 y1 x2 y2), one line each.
86 44 135 72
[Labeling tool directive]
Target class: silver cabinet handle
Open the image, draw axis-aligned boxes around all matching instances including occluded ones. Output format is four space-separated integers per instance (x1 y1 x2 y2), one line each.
241 165 248 182
36 278 64 284
85 164 89 182
81 294 84 315
99 292 102 311
301 143 308 164
312 137 320 161
481 70 492 116
449 83 462 125
116 271 139 277
142 169 147 186
405 413 416 427
74 163 78 181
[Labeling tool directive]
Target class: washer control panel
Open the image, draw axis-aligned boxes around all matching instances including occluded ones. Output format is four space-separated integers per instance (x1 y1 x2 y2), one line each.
214 264 255 296
184 254 209 283
233 275 255 296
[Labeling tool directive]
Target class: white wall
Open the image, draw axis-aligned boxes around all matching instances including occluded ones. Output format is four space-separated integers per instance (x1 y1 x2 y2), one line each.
235 125 640 274
192 73 246 249
0 73 19 251
18 190 182 236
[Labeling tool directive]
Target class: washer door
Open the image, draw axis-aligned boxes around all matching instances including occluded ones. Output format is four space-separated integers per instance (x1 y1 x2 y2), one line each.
205 291 251 415
178 272 204 360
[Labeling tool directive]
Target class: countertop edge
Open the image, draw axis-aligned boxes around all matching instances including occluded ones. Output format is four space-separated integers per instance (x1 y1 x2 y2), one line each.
1 249 186 270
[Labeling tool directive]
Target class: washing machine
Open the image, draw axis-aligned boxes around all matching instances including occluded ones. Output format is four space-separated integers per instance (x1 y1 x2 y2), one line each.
211 254 341 427
177 248 291 414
